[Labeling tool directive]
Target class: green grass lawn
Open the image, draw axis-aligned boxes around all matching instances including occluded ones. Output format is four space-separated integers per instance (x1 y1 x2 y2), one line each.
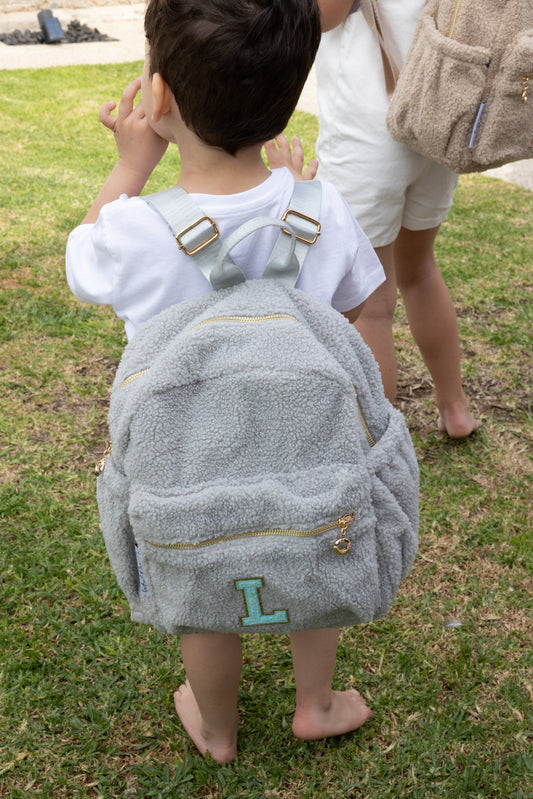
1 64 532 799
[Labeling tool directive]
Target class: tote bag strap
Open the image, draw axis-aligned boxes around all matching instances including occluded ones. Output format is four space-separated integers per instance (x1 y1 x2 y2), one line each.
359 0 401 97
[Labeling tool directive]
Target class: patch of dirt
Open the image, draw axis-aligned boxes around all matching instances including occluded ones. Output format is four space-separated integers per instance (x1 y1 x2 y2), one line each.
396 360 531 438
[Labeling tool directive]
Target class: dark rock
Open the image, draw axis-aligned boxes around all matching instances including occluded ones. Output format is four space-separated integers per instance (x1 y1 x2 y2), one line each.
63 20 111 43
0 28 43 45
0 19 112 46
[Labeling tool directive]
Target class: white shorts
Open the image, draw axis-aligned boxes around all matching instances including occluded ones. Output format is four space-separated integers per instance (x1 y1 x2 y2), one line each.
315 3 458 248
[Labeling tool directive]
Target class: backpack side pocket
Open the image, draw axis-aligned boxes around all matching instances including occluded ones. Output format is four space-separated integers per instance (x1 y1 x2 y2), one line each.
96 454 144 623
366 407 419 618
472 32 533 167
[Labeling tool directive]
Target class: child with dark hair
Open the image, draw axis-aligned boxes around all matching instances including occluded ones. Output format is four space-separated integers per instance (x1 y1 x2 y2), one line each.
66 0 384 762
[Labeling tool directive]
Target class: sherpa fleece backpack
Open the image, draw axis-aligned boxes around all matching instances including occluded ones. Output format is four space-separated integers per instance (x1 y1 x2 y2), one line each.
94 181 419 635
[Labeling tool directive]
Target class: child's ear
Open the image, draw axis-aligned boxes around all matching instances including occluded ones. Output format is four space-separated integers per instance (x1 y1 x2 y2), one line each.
151 73 173 122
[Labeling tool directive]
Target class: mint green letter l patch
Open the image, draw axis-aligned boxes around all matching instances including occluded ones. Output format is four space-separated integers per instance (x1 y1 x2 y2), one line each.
235 578 289 627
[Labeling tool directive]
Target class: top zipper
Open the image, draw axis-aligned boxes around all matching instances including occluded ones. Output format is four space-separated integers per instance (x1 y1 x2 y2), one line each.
354 388 375 447
117 315 299 390
119 368 149 389
448 0 463 38
190 313 300 330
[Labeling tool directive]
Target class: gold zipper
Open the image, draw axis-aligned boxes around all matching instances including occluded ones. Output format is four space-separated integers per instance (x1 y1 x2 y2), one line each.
190 313 300 330
147 512 355 556
354 388 375 447
449 0 463 38
94 441 112 476
119 368 149 389
522 74 531 104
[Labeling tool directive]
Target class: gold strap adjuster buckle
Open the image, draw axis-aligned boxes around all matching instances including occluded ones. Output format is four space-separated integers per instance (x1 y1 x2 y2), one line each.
281 209 321 245
176 216 220 256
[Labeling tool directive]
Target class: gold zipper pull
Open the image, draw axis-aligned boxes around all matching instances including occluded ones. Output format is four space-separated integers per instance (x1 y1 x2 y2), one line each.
333 514 355 556
94 442 112 477
522 74 530 104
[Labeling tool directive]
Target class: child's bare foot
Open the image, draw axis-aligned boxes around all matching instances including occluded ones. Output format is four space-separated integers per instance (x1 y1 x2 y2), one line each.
437 403 480 439
174 681 238 763
292 688 372 740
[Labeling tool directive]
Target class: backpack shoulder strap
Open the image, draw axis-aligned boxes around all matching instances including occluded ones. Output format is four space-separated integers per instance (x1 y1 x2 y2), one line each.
144 185 224 283
143 179 322 289
262 179 322 282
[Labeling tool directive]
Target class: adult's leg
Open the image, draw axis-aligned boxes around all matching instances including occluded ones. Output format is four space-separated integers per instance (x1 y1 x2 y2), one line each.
290 628 372 740
394 224 479 438
354 243 398 401
175 632 242 762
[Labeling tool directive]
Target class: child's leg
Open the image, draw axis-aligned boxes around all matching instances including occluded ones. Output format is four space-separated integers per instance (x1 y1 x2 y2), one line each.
289 628 372 740
394 225 479 439
354 243 398 402
175 632 241 763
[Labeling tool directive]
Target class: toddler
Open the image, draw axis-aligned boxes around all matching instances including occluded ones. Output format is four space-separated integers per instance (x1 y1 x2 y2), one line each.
66 0 385 762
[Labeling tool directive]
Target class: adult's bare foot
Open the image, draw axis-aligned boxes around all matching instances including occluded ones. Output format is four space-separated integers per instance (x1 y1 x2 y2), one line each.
292 688 372 741
174 682 238 763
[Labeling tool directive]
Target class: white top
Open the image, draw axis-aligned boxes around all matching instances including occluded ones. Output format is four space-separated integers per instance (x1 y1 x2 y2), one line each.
66 168 384 340
315 1 457 247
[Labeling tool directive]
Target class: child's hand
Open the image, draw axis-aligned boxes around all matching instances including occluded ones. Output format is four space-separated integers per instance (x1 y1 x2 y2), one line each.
264 134 318 181
100 78 169 179
80 79 170 224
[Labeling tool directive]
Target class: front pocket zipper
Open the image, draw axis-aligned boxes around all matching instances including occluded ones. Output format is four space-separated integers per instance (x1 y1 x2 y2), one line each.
146 512 356 556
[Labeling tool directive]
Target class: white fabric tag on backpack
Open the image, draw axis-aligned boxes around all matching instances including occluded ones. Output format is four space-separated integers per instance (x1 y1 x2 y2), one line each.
134 542 149 595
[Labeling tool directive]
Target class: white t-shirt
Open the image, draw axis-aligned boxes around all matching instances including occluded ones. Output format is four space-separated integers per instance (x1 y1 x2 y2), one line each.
66 168 384 340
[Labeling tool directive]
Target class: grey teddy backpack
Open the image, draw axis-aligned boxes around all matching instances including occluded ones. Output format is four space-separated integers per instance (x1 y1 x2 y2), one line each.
95 181 419 635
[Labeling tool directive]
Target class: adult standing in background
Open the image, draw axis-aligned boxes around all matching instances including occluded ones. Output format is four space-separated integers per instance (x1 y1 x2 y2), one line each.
316 0 479 438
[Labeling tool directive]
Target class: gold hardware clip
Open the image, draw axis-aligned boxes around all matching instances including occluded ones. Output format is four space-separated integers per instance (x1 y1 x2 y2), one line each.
333 514 355 556
176 216 219 256
281 208 321 245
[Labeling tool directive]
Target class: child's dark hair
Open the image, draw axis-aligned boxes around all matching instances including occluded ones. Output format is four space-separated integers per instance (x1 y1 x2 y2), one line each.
144 0 321 155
